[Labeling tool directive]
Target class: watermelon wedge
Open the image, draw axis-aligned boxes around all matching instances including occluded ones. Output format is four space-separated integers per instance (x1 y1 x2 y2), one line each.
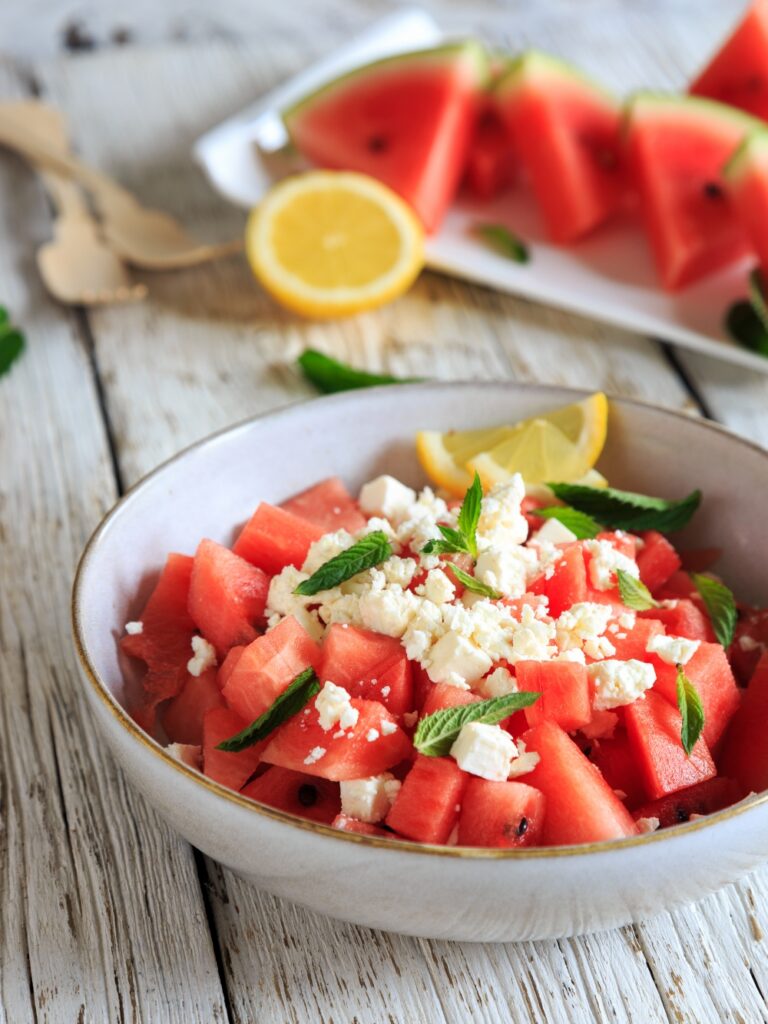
724 130 768 275
690 1 768 121
495 52 625 242
625 94 760 289
283 42 487 231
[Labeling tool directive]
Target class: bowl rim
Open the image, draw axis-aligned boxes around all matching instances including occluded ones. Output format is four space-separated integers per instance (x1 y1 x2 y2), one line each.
71 380 768 860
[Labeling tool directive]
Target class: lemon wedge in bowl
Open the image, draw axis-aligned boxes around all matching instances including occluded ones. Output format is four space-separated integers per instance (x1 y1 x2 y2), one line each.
416 393 609 495
246 170 425 318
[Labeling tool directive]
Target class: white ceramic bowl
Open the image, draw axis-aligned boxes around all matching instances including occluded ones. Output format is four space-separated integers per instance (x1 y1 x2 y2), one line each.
73 383 768 942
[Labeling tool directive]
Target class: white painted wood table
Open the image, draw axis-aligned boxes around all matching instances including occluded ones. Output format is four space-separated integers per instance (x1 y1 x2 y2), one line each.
2 2 768 1021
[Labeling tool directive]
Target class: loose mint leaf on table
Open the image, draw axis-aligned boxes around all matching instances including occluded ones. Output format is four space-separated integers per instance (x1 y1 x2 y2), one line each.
0 307 25 378
297 348 420 394
446 562 501 600
413 692 540 758
690 573 737 649
294 531 392 596
616 568 658 611
676 666 705 757
474 223 530 264
218 667 320 753
536 505 602 539
547 482 701 533
422 472 482 558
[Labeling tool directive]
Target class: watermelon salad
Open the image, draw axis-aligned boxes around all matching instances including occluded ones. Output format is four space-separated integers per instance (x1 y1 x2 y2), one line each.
278 1 768 303
120 463 768 849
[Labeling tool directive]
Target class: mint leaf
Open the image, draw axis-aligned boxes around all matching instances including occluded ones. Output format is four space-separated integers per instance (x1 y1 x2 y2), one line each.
421 525 471 557
547 482 701 533
691 573 737 648
217 667 320 753
413 692 540 757
616 568 658 611
422 473 482 558
447 562 500 600
294 531 392 596
536 505 601 539
725 300 768 356
750 268 768 333
676 665 705 757
475 222 530 263
297 349 419 394
0 317 25 378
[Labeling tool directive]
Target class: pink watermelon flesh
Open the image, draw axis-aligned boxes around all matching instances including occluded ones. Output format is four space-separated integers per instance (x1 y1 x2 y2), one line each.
496 53 625 242
457 778 545 848
233 502 324 576
284 43 485 231
280 476 367 533
462 104 516 200
386 754 469 844
163 667 225 745
202 707 266 791
242 766 340 824
725 133 768 276
320 623 414 715
690 1 768 121
626 95 757 289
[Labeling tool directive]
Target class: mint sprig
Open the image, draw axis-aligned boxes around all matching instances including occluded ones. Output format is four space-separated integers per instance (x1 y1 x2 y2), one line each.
413 691 539 757
422 472 482 558
676 665 705 757
447 562 501 600
297 349 420 394
0 307 25 378
475 222 530 264
690 573 737 649
217 667 320 753
536 505 601 539
725 270 768 356
616 568 658 611
294 531 392 596
547 482 701 533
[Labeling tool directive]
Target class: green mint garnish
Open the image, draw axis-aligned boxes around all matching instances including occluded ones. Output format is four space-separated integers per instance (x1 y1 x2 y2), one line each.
413 692 540 758
0 307 25 378
297 348 420 394
676 665 705 757
475 222 530 263
447 562 501 600
422 472 482 558
294 531 392 596
616 568 658 611
725 270 768 356
536 505 602 539
217 667 320 753
690 573 737 649
547 482 701 533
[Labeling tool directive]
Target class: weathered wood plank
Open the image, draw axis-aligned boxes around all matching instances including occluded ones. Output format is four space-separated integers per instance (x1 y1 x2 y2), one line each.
0 58 227 1024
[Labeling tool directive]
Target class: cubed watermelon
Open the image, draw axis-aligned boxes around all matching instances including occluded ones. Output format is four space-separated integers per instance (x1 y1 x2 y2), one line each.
280 476 367 533
596 531 637 560
233 502 324 575
720 652 768 793
529 544 587 617
188 539 269 658
624 690 716 801
216 644 245 691
162 667 225 745
632 776 743 828
420 682 481 717
320 623 414 715
202 707 265 791
517 660 592 732
521 721 638 844
587 730 645 807
729 608 768 684
656 571 698 600
261 697 411 781
222 616 322 723
241 766 340 824
640 599 715 642
636 531 682 594
386 755 468 844
457 778 545 847
609 617 664 662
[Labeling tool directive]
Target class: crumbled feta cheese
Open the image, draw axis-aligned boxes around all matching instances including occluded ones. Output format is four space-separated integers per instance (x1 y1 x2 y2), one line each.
477 666 518 699
477 475 528 550
304 746 326 766
359 585 419 638
532 518 578 545
556 602 613 652
381 556 418 588
584 636 617 661
450 722 517 781
475 546 537 599
166 743 202 770
646 633 700 666
419 552 441 572
315 681 359 732
739 635 760 652
589 659 656 710
357 515 400 548
366 728 380 742
584 539 640 591
359 475 416 521
302 529 355 574
124 620 143 635
187 635 217 677
507 737 541 778
395 487 454 551
380 685 391 698
636 816 660 834
420 568 456 605
340 773 401 823
555 648 587 665
617 611 637 630
380 719 398 736
426 632 492 688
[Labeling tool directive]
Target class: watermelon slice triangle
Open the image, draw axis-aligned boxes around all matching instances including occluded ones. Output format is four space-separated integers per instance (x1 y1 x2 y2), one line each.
283 42 488 231
494 51 625 243
625 93 761 289
690 0 768 121
725 129 768 275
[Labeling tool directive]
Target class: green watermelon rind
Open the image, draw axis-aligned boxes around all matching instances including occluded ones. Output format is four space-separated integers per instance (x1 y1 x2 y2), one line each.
493 49 619 109
282 40 489 129
724 129 768 184
624 91 765 138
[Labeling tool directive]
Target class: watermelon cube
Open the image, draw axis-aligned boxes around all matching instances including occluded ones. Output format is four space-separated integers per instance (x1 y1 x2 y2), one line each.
720 652 768 793
636 531 682 594
588 730 645 808
690 0 768 120
188 539 269 658
216 644 245 691
730 608 768 684
320 623 414 715
386 755 469 844
222 615 322 723
420 682 481 717
517 660 592 732
632 776 743 829
233 502 324 575
609 617 664 662
640 599 715 643
261 697 411 781
656 571 698 601
162 667 225 745
242 766 340 824
202 707 265 791
624 690 716 801
457 778 545 848
521 721 638 844
529 544 587 617
280 476 366 534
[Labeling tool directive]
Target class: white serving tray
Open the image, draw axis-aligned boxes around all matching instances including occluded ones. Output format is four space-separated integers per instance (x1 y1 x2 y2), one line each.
194 7 768 374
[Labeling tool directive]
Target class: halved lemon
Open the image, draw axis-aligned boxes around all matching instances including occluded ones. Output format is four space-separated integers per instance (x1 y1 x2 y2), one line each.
416 393 609 495
246 171 425 318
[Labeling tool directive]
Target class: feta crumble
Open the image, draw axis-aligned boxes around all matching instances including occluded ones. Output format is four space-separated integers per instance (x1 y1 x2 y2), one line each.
739 635 760 652
366 728 380 742
507 737 541 778
477 475 529 550
589 659 656 710
124 620 143 635
426 632 491 688
584 539 640 591
339 773 401 823
646 633 700 666
315 681 359 732
303 746 326 766
380 720 398 736
477 666 518 699
450 721 518 781
532 518 578 545
359 475 416 521
166 743 202 770
187 635 217 677
636 816 660 834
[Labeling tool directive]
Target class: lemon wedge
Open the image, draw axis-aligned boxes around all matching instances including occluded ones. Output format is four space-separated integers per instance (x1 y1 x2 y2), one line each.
246 171 424 318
